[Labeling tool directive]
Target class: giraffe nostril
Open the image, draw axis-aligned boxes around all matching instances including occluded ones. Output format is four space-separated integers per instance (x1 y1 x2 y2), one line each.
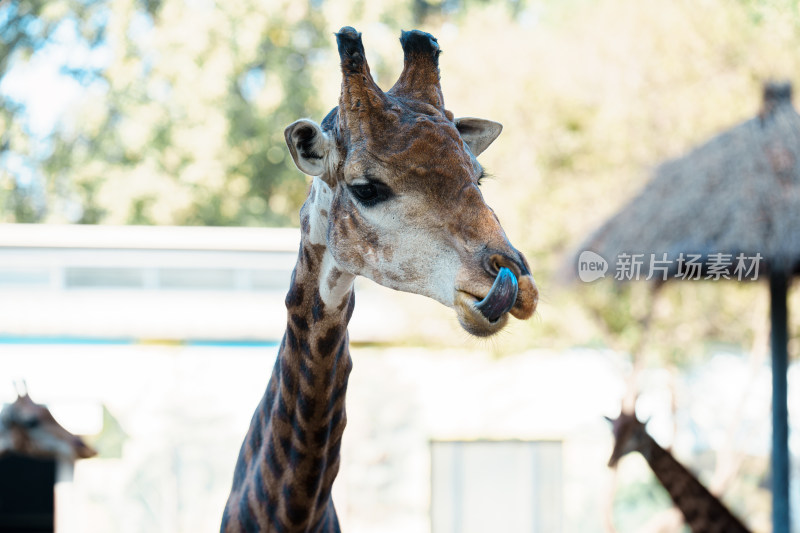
485 253 523 279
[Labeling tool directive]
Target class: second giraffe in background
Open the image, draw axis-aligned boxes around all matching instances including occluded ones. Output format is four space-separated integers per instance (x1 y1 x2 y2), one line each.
606 411 751 533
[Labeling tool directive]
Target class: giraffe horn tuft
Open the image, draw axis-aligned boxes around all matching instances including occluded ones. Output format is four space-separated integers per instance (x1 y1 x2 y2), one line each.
400 29 441 60
336 27 367 73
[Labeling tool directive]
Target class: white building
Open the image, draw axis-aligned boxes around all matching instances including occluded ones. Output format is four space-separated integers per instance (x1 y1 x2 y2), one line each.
0 224 787 533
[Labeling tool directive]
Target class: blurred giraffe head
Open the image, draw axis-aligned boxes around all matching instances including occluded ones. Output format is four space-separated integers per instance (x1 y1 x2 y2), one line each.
605 410 649 467
0 387 96 462
285 27 538 337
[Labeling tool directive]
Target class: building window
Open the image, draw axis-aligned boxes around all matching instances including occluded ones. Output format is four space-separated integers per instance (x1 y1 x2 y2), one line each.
65 267 144 289
431 440 562 533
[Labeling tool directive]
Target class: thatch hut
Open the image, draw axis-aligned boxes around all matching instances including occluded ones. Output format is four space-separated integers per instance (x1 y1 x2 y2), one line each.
581 82 800 275
576 81 799 533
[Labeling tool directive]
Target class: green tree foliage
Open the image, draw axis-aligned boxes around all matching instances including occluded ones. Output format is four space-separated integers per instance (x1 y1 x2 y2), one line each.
43 0 332 225
0 0 105 221
1 0 336 225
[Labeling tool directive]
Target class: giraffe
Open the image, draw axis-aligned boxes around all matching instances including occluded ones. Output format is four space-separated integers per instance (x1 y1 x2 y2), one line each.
606 411 751 533
0 384 97 461
220 26 538 532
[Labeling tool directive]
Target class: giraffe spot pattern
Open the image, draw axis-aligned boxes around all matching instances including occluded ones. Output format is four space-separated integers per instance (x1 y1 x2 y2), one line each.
222 242 354 532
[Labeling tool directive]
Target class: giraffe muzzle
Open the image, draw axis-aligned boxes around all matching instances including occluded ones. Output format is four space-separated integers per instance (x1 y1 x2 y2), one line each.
474 267 518 322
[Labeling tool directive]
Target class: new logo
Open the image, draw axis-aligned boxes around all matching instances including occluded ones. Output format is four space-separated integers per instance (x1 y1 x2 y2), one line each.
578 251 608 282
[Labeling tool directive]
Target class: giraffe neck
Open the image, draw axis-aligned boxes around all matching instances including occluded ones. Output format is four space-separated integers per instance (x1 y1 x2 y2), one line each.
222 178 356 532
639 433 750 533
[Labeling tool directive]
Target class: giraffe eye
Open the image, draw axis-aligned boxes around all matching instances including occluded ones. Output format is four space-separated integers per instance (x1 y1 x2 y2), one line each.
21 417 40 429
349 181 392 207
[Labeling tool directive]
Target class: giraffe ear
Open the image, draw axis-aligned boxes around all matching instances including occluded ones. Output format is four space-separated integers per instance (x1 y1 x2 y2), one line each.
285 119 337 179
454 117 502 156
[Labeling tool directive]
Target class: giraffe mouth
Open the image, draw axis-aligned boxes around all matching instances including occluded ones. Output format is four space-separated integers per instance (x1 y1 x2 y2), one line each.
454 267 520 337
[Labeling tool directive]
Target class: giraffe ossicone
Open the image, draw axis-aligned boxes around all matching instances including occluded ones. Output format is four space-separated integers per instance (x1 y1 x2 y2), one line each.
221 26 537 532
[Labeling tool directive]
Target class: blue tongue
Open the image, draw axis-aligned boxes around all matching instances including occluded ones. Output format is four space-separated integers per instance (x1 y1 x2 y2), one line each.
474 267 518 322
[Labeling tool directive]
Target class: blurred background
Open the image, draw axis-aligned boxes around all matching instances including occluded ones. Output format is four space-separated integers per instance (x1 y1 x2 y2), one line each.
1 0 799 531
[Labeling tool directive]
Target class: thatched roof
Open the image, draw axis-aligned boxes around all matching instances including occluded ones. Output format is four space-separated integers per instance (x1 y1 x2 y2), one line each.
576 81 800 280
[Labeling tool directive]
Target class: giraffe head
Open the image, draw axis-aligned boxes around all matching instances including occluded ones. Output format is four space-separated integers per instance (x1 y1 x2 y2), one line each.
0 386 97 462
605 410 649 467
285 27 538 337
